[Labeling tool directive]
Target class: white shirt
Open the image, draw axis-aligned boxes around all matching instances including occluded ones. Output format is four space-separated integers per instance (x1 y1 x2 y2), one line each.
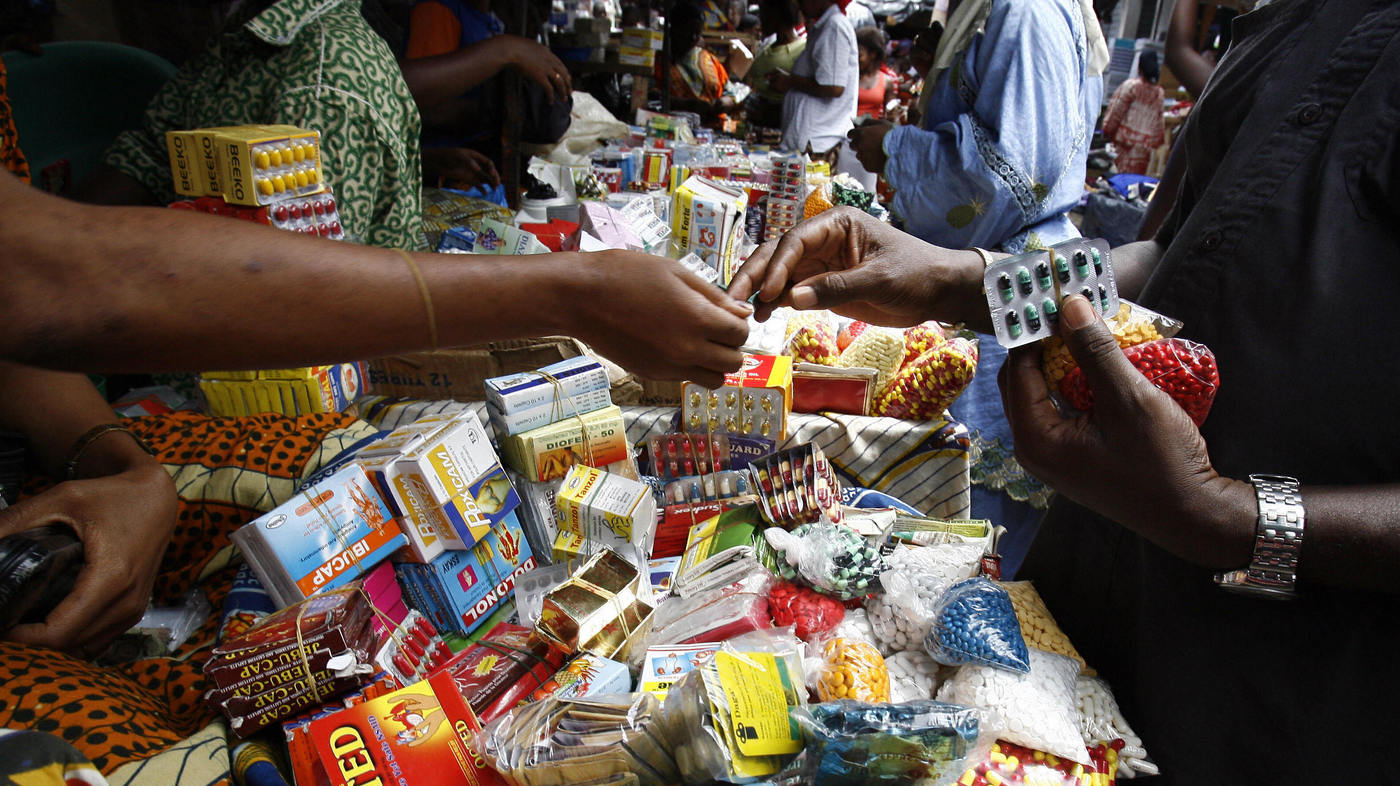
780 3 859 153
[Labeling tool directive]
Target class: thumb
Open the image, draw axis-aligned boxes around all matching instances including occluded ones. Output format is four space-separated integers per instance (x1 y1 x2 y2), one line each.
1059 294 1147 409
789 267 887 311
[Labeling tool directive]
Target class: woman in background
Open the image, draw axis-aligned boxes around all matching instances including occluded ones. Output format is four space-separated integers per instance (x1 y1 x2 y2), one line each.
1103 50 1166 175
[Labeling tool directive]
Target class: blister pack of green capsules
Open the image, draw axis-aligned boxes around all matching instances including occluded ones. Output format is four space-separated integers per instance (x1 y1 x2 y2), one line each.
983 238 1118 349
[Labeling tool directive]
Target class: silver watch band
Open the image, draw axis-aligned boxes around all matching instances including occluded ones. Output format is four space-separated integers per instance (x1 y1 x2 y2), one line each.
1214 474 1305 598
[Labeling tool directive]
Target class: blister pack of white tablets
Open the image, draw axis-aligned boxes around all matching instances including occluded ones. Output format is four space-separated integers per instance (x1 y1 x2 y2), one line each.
984 238 1119 349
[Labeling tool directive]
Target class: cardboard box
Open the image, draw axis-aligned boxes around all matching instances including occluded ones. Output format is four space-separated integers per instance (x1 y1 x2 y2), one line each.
484 355 611 436
394 510 537 636
307 670 504 786
501 405 629 483
164 130 206 197
394 411 520 550
365 338 584 401
215 125 323 207
671 175 748 286
554 464 656 557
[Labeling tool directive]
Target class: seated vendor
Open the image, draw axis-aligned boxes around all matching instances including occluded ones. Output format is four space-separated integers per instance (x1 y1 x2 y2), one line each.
660 0 731 115
744 0 806 129
77 0 424 250
401 0 573 166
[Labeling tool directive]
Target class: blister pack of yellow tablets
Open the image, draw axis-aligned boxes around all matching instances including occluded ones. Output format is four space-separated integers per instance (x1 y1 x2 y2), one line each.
219 125 323 206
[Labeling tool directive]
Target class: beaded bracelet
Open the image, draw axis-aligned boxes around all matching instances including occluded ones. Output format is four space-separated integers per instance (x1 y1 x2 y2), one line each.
63 423 151 480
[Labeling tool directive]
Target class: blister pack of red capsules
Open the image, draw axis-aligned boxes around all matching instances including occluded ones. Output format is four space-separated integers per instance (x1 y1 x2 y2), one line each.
648 432 730 480
372 609 453 688
1058 337 1220 427
750 444 842 528
169 187 345 240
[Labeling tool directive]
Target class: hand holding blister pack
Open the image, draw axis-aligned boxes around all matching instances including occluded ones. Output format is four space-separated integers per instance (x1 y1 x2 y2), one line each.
984 239 1119 349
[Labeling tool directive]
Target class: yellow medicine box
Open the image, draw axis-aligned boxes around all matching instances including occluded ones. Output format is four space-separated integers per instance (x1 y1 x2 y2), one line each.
164 130 206 197
500 405 630 483
215 126 323 207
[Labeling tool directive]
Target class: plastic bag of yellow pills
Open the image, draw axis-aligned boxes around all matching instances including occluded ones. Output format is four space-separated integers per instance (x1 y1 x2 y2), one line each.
996 581 1087 673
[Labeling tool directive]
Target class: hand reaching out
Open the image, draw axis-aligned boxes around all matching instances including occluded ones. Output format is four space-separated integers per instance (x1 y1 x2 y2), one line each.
998 294 1254 568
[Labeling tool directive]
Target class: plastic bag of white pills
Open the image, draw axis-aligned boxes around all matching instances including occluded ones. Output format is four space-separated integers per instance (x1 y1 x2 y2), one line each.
937 649 1089 764
867 543 984 654
1077 675 1159 778
924 578 1031 673
885 650 942 702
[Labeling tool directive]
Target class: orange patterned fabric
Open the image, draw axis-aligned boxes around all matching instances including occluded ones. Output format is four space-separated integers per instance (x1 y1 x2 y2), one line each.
0 411 364 774
0 56 32 183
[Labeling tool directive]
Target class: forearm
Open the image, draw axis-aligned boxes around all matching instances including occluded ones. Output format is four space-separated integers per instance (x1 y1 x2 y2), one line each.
0 180 582 372
1165 0 1213 98
0 363 150 477
1298 484 1400 592
1105 240 1163 300
400 37 515 109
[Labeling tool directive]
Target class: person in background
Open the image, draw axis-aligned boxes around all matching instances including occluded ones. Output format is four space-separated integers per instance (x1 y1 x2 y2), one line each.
854 26 894 120
773 0 858 162
661 0 730 112
729 4 1400 780
77 0 423 249
839 0 877 29
843 0 1108 577
744 0 807 129
1103 50 1165 176
401 0 572 172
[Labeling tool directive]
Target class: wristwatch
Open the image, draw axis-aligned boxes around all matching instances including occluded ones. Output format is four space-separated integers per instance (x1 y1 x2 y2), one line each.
1213 474 1305 599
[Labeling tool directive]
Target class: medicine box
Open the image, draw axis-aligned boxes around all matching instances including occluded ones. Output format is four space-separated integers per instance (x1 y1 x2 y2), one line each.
554 464 657 557
484 355 611 436
394 510 536 636
500 404 629 483
230 464 407 608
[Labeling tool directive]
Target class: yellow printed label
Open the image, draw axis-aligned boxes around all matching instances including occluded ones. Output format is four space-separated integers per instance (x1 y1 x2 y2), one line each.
711 651 802 759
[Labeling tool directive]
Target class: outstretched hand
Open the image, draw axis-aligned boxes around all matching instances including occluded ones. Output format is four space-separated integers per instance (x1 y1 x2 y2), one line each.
999 294 1254 568
573 251 753 388
727 206 987 329
1 461 177 657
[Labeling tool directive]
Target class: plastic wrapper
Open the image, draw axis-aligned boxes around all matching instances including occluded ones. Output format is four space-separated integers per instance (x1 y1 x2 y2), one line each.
867 543 984 654
998 581 1085 672
835 320 868 352
765 522 886 601
823 606 879 651
811 637 890 703
792 699 984 785
885 650 942 703
768 579 845 642
900 322 948 370
658 629 807 783
804 182 835 219
830 173 874 212
1058 337 1220 426
1041 300 1182 388
440 622 566 723
836 326 905 395
475 692 678 786
956 739 1121 786
937 649 1088 763
873 336 978 420
642 573 773 652
783 311 841 366
924 578 1030 673
1076 676 1158 778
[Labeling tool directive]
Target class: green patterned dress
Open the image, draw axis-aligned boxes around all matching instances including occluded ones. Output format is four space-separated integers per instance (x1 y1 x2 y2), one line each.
104 0 422 249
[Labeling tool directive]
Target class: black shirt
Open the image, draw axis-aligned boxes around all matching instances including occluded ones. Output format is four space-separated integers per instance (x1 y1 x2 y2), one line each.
1021 1 1400 782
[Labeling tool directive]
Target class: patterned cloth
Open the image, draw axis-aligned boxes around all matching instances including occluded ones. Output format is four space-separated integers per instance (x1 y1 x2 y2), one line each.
357 398 973 520
102 0 423 249
665 46 730 104
0 57 31 184
0 412 376 778
1103 77 1165 175
0 729 109 785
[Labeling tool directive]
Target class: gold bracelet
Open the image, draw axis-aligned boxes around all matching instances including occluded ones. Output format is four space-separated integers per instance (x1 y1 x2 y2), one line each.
63 423 151 480
395 249 439 351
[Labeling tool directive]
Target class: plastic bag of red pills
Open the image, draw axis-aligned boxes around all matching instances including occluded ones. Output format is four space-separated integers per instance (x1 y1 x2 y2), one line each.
1057 337 1219 426
768 579 845 641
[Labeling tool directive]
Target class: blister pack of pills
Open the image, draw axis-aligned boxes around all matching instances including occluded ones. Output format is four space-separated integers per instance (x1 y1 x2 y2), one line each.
683 384 786 439
750 444 842 528
266 190 344 238
660 470 751 505
984 238 1118 349
648 432 730 480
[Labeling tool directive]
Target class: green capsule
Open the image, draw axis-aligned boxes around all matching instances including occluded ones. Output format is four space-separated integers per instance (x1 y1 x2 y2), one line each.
1054 253 1070 283
1005 311 1022 339
1016 267 1033 296
1099 284 1110 311
996 272 1014 303
1043 298 1059 326
1035 261 1052 290
1080 286 1093 301
1025 303 1041 332
1091 247 1103 274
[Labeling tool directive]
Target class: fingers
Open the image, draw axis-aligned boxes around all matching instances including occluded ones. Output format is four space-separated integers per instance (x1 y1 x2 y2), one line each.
756 211 854 301
788 266 887 313
999 343 1065 439
8 563 145 657
0 489 72 539
727 240 776 304
1058 295 1150 413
